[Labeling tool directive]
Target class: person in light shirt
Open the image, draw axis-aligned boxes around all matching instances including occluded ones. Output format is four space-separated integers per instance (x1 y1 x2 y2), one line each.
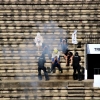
51 48 63 73
34 32 43 54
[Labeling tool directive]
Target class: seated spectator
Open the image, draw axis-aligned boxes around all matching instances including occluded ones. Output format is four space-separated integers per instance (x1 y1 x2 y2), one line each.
38 53 49 81
42 43 51 60
34 32 43 54
63 51 73 66
51 48 63 73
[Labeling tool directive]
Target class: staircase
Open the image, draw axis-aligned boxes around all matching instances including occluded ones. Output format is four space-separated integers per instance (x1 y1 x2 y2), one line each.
0 0 100 100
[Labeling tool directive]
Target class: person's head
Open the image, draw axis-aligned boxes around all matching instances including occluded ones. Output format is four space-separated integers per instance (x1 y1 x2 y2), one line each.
70 52 73 56
75 52 78 56
53 48 58 54
68 51 73 56
62 39 66 44
37 32 40 36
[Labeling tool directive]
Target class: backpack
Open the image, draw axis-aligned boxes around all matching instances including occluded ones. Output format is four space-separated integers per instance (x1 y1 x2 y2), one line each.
38 56 45 68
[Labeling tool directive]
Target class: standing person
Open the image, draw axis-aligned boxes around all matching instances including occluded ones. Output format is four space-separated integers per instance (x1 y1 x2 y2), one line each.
34 32 43 54
51 48 63 73
61 39 68 54
72 52 81 81
38 54 49 81
63 51 73 66
42 43 51 60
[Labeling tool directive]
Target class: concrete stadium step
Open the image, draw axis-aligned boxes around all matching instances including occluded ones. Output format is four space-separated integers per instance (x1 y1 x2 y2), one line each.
0 74 76 80
0 14 99 18
0 44 84 49
0 5 99 10
0 34 99 39
0 53 85 57
0 59 84 63
0 53 85 58
1 87 99 92
0 68 77 73
0 80 93 87
0 17 99 21
0 66 84 73
0 39 85 44
0 20 99 25
0 63 84 68
0 0 99 4
0 57 84 63
1 93 98 97
0 23 98 27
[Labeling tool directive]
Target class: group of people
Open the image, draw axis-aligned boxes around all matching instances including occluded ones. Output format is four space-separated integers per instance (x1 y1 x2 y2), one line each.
35 32 82 81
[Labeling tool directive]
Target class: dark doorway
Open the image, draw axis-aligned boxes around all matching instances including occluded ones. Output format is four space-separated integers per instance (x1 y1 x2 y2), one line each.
87 54 100 79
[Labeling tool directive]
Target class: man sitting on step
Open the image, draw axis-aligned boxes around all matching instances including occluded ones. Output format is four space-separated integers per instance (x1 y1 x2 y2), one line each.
38 53 49 81
51 48 63 73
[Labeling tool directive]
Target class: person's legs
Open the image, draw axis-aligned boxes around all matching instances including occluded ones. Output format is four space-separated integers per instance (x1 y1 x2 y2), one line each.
73 66 77 80
70 56 73 66
36 43 40 54
42 67 49 80
67 56 70 66
77 65 81 81
51 63 56 73
38 67 42 80
63 55 68 66
56 63 63 73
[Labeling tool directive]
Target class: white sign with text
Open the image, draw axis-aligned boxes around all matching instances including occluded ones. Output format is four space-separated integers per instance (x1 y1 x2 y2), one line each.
72 30 78 44
87 44 100 54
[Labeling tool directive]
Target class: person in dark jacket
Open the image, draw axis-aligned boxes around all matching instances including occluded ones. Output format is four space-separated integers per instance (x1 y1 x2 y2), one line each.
38 54 49 81
42 43 51 60
72 52 81 81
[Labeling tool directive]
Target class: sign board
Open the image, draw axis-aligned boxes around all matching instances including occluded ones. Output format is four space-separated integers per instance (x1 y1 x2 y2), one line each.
72 30 78 44
87 44 100 54
94 75 100 87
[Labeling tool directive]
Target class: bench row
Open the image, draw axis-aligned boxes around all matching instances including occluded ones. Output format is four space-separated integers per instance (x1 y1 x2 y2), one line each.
0 26 98 30
0 30 100 34
0 92 99 97
1 13 99 16
0 23 99 27
0 59 84 63
0 62 84 67
0 34 99 38
0 20 99 24
1 86 100 90
0 45 84 49
0 12 99 15
0 17 100 20
0 1 99 4
0 5 99 10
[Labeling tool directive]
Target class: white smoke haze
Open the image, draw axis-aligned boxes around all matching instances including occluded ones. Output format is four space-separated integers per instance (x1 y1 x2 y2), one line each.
0 20 69 99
